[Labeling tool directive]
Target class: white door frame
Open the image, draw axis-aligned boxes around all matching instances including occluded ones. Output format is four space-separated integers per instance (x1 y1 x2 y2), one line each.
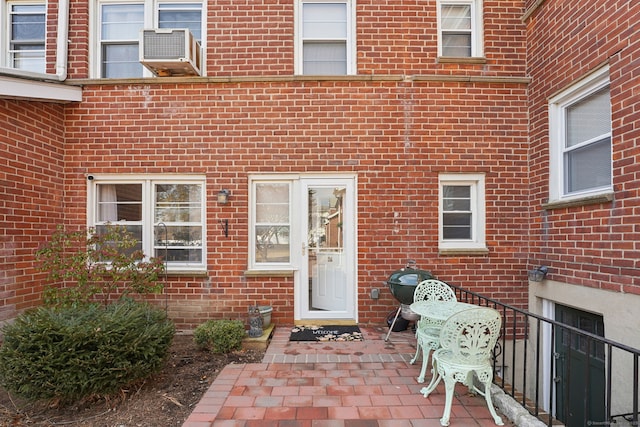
294 174 357 321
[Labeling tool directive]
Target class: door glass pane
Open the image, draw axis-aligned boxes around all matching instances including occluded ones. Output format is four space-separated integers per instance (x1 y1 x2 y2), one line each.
308 186 346 312
255 183 290 263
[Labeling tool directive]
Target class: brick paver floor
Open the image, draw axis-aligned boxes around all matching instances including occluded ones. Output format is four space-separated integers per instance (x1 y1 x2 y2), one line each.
182 325 515 427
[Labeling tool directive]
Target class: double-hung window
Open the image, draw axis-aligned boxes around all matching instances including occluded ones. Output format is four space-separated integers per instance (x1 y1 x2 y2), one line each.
295 0 356 75
437 0 483 58
89 176 206 272
96 1 203 78
438 173 486 252
549 66 612 202
99 3 144 78
250 181 292 267
7 2 45 72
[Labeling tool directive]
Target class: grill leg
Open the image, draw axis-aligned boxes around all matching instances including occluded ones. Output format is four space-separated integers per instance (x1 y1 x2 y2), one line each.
384 306 402 342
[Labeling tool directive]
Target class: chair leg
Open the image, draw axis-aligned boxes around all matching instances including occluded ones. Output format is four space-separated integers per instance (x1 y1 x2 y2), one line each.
420 357 441 397
416 345 431 383
410 337 421 365
482 380 504 426
439 374 455 426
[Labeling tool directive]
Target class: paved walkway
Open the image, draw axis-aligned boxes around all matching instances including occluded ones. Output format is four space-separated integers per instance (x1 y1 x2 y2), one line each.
182 325 516 427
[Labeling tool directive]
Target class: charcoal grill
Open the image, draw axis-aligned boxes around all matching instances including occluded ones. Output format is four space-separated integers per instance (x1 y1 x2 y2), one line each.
384 261 433 341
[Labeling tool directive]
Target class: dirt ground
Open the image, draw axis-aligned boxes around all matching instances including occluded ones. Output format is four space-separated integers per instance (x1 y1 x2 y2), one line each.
0 334 266 427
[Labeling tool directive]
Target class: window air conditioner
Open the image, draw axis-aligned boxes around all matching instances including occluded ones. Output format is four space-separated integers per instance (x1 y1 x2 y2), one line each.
140 28 202 77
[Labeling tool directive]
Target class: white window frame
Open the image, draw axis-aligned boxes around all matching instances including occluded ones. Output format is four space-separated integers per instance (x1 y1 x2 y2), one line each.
438 173 486 251
3 0 46 72
548 66 612 202
87 174 207 273
436 0 483 58
90 0 205 78
294 0 357 75
248 178 296 270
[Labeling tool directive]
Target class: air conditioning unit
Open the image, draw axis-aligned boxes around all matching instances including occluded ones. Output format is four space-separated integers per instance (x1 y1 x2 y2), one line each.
140 28 202 77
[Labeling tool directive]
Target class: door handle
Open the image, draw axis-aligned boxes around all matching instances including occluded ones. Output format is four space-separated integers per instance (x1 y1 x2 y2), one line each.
302 242 306 256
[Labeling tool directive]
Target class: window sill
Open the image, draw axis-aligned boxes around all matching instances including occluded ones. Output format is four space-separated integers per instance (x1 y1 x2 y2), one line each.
437 56 487 64
542 192 614 210
164 269 208 277
438 247 489 256
244 269 295 278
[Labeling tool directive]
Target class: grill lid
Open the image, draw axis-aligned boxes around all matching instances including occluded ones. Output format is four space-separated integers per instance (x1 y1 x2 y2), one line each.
386 267 434 304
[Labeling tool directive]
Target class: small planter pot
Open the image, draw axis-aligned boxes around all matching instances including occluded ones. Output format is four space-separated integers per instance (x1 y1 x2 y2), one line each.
258 305 273 327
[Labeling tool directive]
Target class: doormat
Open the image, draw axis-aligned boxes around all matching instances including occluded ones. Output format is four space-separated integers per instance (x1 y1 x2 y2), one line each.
289 325 364 342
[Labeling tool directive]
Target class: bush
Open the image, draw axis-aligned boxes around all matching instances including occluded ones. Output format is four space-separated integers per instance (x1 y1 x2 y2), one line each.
193 319 246 353
0 299 175 402
35 225 165 308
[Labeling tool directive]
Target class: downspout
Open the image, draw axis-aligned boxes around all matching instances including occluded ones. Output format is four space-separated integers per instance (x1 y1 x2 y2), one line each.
0 0 69 81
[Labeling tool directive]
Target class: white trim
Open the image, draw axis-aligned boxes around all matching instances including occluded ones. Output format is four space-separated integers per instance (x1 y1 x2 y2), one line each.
0 75 81 101
294 0 357 75
86 174 207 273
436 0 484 58
438 173 486 251
548 65 611 202
91 0 205 78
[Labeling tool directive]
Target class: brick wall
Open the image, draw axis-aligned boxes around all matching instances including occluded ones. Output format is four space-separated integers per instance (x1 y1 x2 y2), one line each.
64 79 529 328
526 0 640 293
64 0 527 79
0 100 66 323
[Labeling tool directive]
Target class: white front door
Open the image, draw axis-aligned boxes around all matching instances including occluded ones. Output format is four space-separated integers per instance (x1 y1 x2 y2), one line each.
297 177 356 321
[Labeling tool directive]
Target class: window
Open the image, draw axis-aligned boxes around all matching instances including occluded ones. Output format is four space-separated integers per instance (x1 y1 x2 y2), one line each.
549 66 612 201
100 3 144 78
295 0 356 75
437 0 483 58
96 1 203 78
8 2 45 72
250 181 292 267
438 174 486 251
89 176 206 272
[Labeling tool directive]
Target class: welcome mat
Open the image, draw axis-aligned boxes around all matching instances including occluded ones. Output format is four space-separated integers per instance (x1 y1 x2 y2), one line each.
289 325 364 342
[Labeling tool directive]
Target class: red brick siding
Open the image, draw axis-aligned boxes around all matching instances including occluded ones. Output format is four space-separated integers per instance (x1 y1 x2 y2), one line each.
0 100 66 322
64 80 529 328
526 1 640 292
63 0 527 79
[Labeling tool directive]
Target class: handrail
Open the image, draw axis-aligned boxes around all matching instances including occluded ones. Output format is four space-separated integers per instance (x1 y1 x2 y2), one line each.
447 283 640 427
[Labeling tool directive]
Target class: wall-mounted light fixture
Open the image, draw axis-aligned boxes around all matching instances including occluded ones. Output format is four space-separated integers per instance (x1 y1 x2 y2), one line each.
217 189 230 205
528 266 548 282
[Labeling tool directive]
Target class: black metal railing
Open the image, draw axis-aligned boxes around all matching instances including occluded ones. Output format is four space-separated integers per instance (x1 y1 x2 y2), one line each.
447 283 640 427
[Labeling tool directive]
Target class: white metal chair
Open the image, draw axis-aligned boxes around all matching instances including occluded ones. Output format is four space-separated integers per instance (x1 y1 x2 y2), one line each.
420 307 504 426
409 279 457 382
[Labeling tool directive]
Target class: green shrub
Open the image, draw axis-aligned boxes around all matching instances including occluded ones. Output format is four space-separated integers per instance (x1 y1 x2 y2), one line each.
0 299 175 402
35 224 165 308
193 319 246 353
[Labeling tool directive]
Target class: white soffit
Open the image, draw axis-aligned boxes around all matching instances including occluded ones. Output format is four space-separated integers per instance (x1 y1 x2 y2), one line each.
0 76 82 103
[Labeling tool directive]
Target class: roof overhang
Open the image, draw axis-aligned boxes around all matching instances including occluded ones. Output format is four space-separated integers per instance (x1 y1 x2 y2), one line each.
0 75 82 103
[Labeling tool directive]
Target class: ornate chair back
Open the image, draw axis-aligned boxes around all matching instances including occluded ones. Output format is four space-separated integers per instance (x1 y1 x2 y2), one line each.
438 307 502 366
413 279 456 304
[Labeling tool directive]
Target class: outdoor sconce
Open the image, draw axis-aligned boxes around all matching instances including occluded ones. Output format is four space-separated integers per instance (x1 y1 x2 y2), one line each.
217 189 230 205
528 266 548 282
